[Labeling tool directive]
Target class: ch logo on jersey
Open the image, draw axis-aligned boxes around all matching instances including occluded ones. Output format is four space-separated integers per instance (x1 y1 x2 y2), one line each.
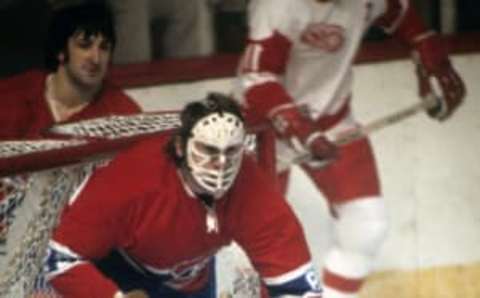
160 254 214 289
300 22 345 52
170 255 211 281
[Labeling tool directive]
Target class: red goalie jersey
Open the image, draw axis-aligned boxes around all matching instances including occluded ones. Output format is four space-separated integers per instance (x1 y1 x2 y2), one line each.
45 133 321 297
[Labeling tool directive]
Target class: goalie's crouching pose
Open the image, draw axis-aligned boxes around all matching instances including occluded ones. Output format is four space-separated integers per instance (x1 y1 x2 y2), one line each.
43 93 323 298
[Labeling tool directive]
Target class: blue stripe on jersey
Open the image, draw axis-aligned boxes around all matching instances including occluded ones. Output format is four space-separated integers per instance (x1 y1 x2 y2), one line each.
43 242 84 279
266 266 323 297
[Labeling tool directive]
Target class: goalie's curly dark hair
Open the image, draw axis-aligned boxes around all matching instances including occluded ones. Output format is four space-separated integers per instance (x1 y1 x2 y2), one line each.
45 1 116 71
166 92 244 166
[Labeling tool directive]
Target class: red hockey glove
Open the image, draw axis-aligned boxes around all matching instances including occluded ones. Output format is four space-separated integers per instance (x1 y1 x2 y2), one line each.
269 104 337 162
413 32 466 121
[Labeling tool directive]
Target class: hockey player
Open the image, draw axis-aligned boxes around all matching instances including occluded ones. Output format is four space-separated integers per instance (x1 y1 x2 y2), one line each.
235 1 466 298
43 93 323 298
0 1 140 140
0 3 140 297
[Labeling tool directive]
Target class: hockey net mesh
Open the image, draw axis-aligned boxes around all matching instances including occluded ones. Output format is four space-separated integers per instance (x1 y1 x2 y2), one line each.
0 163 98 298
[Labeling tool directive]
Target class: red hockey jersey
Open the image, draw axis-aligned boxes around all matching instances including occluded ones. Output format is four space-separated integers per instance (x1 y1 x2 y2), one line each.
48 133 314 297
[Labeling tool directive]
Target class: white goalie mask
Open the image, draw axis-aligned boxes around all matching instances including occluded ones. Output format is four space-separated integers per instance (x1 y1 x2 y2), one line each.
186 112 246 199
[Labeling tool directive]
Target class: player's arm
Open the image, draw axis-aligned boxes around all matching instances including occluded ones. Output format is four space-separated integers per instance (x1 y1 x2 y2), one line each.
231 159 323 297
47 226 147 298
375 0 465 120
237 28 293 126
45 153 146 298
237 4 336 161
46 231 121 297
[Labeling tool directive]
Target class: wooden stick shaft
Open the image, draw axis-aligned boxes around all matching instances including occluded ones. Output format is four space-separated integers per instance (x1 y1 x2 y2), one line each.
289 98 436 168
334 99 432 146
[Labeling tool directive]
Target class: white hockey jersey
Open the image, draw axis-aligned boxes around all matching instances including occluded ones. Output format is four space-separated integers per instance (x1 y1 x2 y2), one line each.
237 0 407 120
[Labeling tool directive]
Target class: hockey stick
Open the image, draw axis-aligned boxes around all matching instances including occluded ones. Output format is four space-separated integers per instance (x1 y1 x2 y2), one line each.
288 96 438 168
334 97 436 145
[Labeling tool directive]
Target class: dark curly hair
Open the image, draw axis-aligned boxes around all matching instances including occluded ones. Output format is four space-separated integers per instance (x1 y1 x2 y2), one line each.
166 92 245 166
44 1 116 71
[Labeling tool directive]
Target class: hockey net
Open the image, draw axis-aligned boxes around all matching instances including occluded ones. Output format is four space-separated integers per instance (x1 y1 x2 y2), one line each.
0 111 182 297
0 164 95 297
0 111 269 297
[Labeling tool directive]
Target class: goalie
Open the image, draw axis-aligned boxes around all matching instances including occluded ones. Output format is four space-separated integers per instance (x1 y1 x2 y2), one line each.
43 93 323 298
235 1 466 298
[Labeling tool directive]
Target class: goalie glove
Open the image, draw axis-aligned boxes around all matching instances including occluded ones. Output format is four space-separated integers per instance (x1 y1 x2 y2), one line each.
412 31 466 121
268 104 337 163
383 2 466 121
